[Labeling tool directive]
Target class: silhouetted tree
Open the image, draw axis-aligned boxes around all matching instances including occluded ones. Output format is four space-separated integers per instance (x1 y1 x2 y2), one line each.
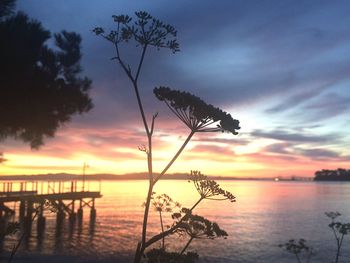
0 1 92 149
94 11 239 263
0 0 15 18
314 169 350 181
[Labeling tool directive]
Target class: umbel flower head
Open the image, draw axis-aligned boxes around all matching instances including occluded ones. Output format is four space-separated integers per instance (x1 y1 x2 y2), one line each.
189 171 236 202
93 11 179 53
151 193 181 213
154 87 240 134
174 210 228 240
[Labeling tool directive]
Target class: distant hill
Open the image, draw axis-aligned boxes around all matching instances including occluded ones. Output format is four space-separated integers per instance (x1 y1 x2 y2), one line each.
0 172 273 181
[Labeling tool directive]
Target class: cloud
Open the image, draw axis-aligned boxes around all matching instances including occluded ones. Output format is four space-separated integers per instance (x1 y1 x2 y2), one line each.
263 142 342 161
183 144 235 162
251 129 338 144
295 148 340 160
192 134 249 146
302 92 350 120
242 152 298 164
265 86 326 113
264 143 292 154
5 0 350 177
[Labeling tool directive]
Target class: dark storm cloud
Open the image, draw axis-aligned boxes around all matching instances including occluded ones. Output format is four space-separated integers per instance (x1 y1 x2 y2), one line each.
164 0 350 107
17 0 350 126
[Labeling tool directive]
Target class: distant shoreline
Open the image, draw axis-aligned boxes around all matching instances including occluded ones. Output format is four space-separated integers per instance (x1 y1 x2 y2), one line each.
0 173 314 181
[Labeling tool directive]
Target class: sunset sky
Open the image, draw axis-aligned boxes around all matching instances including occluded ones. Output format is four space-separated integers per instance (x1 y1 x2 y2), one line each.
1 0 350 177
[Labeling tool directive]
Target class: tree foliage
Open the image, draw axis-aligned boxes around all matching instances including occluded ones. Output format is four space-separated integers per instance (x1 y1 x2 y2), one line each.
0 2 92 148
314 168 350 181
0 0 15 18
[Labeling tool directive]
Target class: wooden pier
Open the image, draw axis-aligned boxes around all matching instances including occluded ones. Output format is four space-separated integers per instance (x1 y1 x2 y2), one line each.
0 180 102 232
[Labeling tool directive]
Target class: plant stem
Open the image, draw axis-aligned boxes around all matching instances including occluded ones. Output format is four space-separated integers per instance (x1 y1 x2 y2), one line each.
133 242 142 263
189 197 204 211
153 130 195 184
330 223 341 263
294 253 302 263
159 211 165 249
180 237 194 255
334 235 343 263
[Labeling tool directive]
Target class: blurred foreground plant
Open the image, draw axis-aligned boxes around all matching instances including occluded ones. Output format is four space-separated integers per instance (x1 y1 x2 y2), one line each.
279 239 313 263
325 212 350 263
279 211 350 263
148 193 181 250
4 200 58 263
94 11 240 262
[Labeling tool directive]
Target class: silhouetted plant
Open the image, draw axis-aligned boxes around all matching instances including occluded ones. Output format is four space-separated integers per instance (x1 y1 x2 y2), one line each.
0 222 20 239
279 239 313 263
7 200 58 263
325 211 350 263
147 193 181 249
0 0 92 149
173 210 228 255
189 170 236 203
94 11 239 263
280 212 350 263
154 87 239 134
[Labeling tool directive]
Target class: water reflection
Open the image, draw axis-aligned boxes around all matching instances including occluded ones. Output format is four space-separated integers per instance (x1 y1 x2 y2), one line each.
0 180 349 263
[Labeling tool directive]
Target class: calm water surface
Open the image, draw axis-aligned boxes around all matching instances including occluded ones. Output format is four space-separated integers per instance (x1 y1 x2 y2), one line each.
1 180 350 263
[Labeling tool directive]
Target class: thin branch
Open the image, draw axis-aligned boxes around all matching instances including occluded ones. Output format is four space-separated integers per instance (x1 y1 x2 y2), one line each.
159 211 165 249
150 113 158 136
153 130 195 184
197 120 216 129
164 100 188 127
176 108 191 126
114 42 134 82
180 237 194 255
205 197 229 201
197 127 222 133
135 45 148 82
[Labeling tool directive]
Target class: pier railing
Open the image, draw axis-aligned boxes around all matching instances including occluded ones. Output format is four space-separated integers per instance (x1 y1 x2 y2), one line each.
0 180 101 196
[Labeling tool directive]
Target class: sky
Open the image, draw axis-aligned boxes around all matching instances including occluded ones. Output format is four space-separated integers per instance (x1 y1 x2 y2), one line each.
1 0 350 178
